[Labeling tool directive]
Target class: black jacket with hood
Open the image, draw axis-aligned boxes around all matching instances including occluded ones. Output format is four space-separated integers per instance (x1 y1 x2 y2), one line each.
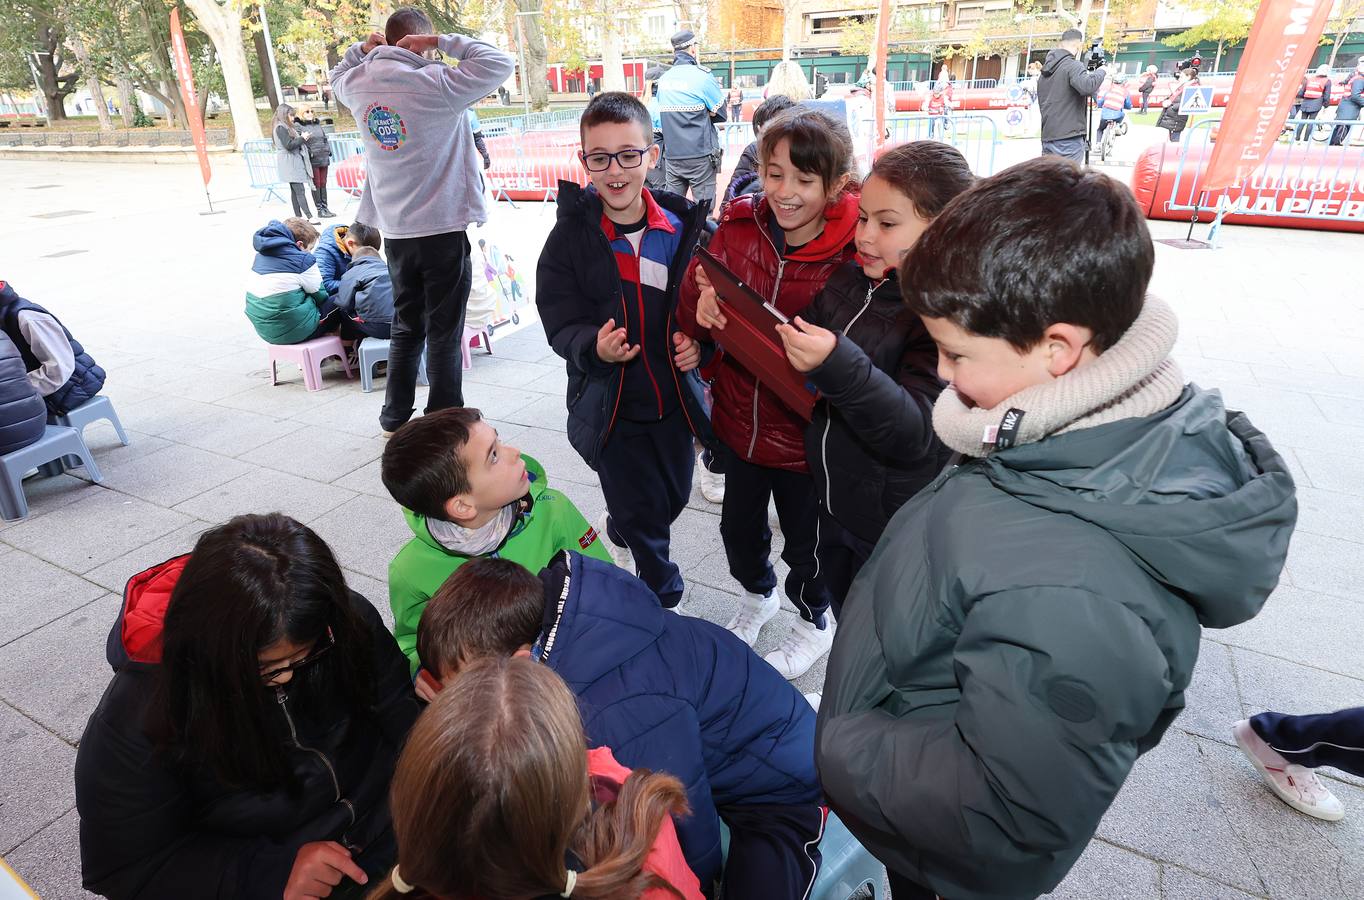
799 263 950 543
75 556 421 900
1038 47 1107 141
817 387 1297 899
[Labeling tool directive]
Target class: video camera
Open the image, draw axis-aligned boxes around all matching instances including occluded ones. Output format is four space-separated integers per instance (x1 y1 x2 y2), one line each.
1085 39 1106 72
1176 53 1204 72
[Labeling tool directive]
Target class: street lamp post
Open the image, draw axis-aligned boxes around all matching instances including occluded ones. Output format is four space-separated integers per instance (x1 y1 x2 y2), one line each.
26 51 50 118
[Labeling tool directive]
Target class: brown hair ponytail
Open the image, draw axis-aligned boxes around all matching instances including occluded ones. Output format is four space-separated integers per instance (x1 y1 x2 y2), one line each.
370 657 692 900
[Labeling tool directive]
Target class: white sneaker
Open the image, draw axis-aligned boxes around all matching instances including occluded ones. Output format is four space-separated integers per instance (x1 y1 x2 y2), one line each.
764 616 835 680
594 512 636 574
1233 719 1345 821
725 590 780 646
697 451 725 504
803 691 822 712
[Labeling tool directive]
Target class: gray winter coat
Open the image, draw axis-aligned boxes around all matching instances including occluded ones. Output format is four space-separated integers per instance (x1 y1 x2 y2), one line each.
1037 47 1107 141
816 387 1296 900
273 123 312 184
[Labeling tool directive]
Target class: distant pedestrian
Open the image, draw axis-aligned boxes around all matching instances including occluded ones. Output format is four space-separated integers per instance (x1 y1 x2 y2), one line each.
1329 56 1364 146
1157 67 1199 143
1294 65 1333 141
271 102 317 223
657 29 726 216
728 83 743 121
294 105 335 218
1138 65 1157 113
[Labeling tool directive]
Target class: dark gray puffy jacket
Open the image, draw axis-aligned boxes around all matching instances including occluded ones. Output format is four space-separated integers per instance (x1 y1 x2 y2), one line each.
1038 47 1107 141
0 330 46 455
816 387 1296 899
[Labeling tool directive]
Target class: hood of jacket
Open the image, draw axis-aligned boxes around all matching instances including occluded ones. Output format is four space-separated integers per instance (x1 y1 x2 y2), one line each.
981 387 1296 629
107 554 191 672
723 190 860 262
402 454 550 554
252 221 315 275
1041 47 1073 77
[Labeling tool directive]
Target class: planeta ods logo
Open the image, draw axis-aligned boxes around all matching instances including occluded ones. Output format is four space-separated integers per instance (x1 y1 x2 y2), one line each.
365 103 407 151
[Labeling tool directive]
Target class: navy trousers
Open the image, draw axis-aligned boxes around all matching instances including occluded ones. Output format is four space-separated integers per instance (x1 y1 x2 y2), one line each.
718 803 824 900
814 509 876 622
1252 707 1364 776
596 411 694 608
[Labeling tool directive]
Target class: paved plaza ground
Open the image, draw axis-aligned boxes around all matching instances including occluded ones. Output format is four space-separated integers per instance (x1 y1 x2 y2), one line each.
2 153 1362 899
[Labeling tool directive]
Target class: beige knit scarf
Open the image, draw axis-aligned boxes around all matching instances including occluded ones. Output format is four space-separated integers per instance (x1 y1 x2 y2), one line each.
933 294 1185 458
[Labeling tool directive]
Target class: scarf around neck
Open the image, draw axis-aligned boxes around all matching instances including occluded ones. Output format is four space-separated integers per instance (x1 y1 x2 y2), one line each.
933 294 1186 458
427 502 518 556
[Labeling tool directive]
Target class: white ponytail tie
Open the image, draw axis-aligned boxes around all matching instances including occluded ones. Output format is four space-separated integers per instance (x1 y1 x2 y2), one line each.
561 869 577 897
391 866 415 894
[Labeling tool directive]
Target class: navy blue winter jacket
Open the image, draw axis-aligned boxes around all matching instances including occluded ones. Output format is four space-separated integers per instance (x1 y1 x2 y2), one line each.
314 225 352 296
533 551 820 890
0 282 106 418
0 330 45 455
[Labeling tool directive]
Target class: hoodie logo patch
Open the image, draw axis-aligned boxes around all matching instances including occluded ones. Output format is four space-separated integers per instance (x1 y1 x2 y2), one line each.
365 103 407 151
579 527 599 549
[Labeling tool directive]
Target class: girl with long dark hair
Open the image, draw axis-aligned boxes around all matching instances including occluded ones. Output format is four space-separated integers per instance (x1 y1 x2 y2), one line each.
273 102 319 222
76 513 420 900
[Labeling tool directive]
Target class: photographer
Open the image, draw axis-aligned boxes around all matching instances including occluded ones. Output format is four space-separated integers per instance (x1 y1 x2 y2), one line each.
1037 28 1108 162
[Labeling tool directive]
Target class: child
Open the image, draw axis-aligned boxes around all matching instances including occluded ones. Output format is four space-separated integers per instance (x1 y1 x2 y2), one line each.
536 92 710 611
920 84 951 139
817 157 1296 900
774 142 971 619
314 223 352 296
334 222 394 340
372 656 702 900
1094 72 1132 144
1235 710 1359 822
244 217 334 345
0 280 106 417
0 330 45 456
380 406 610 672
294 105 335 218
416 553 824 898
723 94 795 205
677 107 859 679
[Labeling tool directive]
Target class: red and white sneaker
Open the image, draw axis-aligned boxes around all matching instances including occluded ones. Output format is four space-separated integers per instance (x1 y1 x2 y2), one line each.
1233 719 1345 821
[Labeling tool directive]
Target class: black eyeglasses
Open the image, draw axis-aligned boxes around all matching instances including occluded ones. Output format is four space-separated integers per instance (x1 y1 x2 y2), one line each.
260 628 335 685
580 146 654 172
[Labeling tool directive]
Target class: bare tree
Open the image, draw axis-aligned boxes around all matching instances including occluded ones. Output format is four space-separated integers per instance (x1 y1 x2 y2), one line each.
181 0 263 144
68 34 112 129
514 0 550 110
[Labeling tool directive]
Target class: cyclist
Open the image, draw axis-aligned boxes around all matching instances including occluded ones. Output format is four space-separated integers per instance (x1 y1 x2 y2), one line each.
1095 72 1132 155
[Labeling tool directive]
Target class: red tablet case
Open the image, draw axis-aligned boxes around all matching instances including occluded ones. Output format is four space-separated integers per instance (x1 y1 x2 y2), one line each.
695 248 816 422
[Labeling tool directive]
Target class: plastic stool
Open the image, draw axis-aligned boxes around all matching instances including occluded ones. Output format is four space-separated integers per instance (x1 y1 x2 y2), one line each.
717 811 882 900
462 324 493 370
45 395 130 472
357 338 429 393
267 336 353 392
1 425 103 521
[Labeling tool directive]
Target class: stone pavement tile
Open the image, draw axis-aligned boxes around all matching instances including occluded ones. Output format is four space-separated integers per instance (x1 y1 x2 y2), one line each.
521 367 570 396
1282 532 1364 601
1045 840 1159 899
77 422 171 462
258 359 356 395
0 474 99 533
146 365 263 405
95 382 159 409
461 381 539 420
307 494 412 583
1235 411 1364 454
1292 487 1364 541
1178 356 1259 391
2 490 194 575
513 427 601 488
160 407 306 458
463 357 559 389
82 522 211 593
670 506 724 570
1096 730 1264 894
1325 351 1364 379
1311 393 1364 426
344 569 395 632
1178 640 1245 747
1228 648 1364 735
196 345 275 375
0 594 120 743
1197 338 1339 376
0 550 106 649
292 386 419 438
0 702 76 855
112 394 222 436
484 337 559 364
1290 448 1364 496
504 393 569 432
1201 737 1364 900
240 426 388 483
331 458 389 500
173 468 356 526
1219 586 1364 678
85 443 254 507
551 477 606 527
1213 384 1330 426
1253 366 1364 402
4 808 98 899
1160 867 1265 899
214 381 348 420
1276 447 1313 491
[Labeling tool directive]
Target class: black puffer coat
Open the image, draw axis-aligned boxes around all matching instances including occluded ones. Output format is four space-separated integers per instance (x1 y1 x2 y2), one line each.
0 330 45 455
297 117 332 168
800 264 949 543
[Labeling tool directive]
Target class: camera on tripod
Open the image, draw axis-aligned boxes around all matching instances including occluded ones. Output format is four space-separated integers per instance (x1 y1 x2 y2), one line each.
1176 53 1204 72
1085 39 1107 71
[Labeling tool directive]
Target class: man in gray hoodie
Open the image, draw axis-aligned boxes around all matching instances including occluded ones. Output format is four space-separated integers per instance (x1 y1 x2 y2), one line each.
329 7 515 434
1037 28 1107 163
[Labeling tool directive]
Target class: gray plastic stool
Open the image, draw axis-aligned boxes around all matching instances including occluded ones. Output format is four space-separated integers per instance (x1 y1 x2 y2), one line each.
358 338 429 393
717 811 883 899
46 395 129 472
1 425 103 521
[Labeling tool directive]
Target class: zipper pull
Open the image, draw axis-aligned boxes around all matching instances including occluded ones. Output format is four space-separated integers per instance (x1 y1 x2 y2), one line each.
275 686 286 704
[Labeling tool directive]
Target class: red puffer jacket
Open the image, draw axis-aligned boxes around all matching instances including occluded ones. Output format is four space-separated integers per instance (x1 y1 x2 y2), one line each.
678 191 858 471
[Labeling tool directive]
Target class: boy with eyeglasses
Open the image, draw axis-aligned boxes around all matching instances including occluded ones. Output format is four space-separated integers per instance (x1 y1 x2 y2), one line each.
535 91 712 612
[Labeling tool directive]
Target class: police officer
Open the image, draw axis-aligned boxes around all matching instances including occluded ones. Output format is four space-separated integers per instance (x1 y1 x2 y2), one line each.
656 30 726 216
1295 65 1333 141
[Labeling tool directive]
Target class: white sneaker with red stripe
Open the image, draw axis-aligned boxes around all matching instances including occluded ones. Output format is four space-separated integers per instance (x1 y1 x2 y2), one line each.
1233 719 1345 821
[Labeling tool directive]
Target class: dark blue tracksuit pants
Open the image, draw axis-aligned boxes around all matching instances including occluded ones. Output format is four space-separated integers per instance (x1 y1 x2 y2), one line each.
596 410 694 609
1252 707 1364 776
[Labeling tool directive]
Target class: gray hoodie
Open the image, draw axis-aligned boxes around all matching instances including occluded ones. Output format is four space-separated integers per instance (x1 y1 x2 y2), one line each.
329 36 514 239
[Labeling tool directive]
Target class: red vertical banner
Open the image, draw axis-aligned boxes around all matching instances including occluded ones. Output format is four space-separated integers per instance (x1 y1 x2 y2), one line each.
872 0 892 149
169 8 213 191
1203 0 1333 192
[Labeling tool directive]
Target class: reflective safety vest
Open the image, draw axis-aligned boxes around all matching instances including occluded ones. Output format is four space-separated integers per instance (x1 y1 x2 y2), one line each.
1303 76 1329 100
1101 84 1126 111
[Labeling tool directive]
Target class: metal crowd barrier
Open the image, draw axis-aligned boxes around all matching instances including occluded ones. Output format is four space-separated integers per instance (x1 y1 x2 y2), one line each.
717 121 754 152
481 107 585 137
242 131 367 208
1165 117 1364 232
871 114 1001 176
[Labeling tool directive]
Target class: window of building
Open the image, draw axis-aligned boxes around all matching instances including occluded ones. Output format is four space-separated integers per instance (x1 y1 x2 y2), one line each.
955 5 984 25
808 13 872 35
648 14 666 37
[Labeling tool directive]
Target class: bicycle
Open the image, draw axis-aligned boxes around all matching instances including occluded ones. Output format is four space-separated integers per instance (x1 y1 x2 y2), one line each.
1098 118 1128 162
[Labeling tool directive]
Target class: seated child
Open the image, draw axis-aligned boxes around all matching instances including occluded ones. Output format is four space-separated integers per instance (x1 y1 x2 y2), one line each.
313 223 352 296
334 222 393 340
244 218 334 345
417 553 824 899
371 655 703 900
723 93 795 205
381 407 610 672
775 142 973 617
0 280 106 417
817 157 1297 900
0 330 46 455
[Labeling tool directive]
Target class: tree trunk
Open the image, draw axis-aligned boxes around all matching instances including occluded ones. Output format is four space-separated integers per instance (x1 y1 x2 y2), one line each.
251 13 281 109
137 2 186 126
1214 40 1224 72
1329 31 1345 67
514 0 550 111
182 0 264 145
601 6 626 93
69 36 114 131
1076 0 1094 33
36 27 74 121
781 0 799 61
116 76 135 127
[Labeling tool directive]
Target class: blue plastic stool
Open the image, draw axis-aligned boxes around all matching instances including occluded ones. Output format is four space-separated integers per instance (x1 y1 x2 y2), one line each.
357 337 428 393
718 811 883 899
1 425 103 521
45 395 129 473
